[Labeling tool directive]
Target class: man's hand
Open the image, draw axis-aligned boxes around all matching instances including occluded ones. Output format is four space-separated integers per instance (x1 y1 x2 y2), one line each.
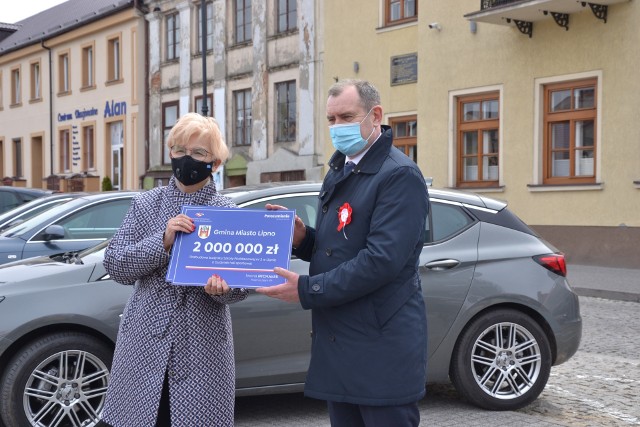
255 267 300 303
265 203 306 248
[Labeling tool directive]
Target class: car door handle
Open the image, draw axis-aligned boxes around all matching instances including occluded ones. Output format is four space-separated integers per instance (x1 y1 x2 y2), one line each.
424 259 460 270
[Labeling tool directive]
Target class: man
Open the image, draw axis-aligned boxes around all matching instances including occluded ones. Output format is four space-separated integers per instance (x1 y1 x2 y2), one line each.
257 79 429 426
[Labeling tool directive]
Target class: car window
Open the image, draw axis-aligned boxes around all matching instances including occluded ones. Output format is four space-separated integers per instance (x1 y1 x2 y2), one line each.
0 191 21 213
239 194 318 229
0 200 69 233
427 201 475 243
32 199 132 241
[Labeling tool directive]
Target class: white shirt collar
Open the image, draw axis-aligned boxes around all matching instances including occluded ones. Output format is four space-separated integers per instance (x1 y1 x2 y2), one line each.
346 132 382 165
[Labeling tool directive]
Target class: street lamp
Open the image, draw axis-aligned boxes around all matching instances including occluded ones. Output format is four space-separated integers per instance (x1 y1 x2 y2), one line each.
200 1 209 116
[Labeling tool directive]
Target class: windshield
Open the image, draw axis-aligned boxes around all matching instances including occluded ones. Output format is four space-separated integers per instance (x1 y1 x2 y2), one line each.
0 196 73 233
0 197 88 238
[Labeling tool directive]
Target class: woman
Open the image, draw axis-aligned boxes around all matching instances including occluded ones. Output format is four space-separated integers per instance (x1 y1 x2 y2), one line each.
99 112 249 427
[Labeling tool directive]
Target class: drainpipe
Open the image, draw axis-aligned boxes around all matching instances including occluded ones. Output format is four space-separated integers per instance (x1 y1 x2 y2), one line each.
41 39 54 178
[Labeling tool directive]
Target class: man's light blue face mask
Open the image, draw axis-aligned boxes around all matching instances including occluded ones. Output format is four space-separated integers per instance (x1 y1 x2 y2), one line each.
329 108 375 157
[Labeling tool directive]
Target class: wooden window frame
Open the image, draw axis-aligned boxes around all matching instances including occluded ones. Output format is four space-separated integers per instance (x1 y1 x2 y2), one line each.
194 94 213 116
57 51 71 95
82 123 96 171
260 170 305 183
233 89 252 146
162 101 179 164
389 115 417 163
81 42 96 90
384 0 418 27
277 0 297 33
11 65 22 106
275 80 296 143
30 60 41 102
59 128 71 173
0 71 4 111
106 34 122 84
166 13 180 60
13 138 23 178
542 78 597 185
235 0 252 44
456 92 500 188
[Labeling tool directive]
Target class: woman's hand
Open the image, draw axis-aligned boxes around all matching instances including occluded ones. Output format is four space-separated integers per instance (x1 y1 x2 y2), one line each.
163 215 194 252
265 204 306 248
205 274 231 296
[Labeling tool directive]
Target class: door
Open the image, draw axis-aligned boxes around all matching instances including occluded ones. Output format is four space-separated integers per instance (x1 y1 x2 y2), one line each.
110 121 123 190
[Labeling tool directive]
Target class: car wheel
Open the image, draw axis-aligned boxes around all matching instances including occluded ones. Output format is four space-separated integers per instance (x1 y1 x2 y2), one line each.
450 308 551 411
0 331 112 427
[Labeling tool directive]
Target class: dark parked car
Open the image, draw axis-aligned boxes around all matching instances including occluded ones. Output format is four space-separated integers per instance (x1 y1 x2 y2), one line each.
0 183 581 426
0 191 137 265
0 187 54 214
0 193 84 233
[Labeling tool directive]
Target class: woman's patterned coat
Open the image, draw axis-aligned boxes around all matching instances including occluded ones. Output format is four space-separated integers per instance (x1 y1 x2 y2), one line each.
101 177 248 427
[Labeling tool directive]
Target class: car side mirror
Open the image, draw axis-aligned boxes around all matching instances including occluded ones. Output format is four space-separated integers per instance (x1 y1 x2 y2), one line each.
43 225 66 241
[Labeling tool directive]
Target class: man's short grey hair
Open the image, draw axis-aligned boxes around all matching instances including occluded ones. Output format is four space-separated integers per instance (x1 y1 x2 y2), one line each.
328 79 381 112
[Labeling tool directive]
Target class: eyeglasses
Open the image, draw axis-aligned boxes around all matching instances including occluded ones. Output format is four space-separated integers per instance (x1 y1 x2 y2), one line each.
170 146 211 162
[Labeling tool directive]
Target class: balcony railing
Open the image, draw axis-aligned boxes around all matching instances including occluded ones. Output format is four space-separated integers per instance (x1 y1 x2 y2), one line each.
481 0 526 9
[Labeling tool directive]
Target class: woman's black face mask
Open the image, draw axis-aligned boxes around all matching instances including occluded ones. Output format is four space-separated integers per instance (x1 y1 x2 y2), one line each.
171 155 214 186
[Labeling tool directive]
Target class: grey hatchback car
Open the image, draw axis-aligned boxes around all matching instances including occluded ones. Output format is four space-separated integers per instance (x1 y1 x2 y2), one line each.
0 183 581 426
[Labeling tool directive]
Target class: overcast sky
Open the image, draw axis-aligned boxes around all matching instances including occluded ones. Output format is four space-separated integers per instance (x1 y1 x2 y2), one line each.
3 0 68 24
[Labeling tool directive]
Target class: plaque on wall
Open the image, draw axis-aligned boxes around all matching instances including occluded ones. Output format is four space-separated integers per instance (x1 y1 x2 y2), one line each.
390 53 418 86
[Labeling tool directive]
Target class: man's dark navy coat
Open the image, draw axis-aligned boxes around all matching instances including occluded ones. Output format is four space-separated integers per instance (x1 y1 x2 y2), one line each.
294 126 430 406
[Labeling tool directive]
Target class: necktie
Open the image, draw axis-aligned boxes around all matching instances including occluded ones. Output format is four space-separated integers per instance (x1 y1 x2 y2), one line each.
343 161 355 177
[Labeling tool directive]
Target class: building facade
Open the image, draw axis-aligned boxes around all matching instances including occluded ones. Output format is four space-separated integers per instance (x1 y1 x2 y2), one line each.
323 0 639 267
142 0 324 188
0 0 147 191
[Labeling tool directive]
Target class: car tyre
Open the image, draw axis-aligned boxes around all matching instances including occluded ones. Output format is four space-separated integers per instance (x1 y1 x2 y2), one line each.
0 331 113 427
450 308 552 411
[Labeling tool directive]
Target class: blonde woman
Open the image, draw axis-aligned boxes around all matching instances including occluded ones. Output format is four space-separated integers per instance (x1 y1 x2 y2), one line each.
99 113 248 427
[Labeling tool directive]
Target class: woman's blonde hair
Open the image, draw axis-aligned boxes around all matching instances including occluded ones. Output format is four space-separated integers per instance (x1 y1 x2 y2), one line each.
167 112 229 163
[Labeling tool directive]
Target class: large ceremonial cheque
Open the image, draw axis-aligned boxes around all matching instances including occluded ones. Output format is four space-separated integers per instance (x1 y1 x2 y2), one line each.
166 206 295 288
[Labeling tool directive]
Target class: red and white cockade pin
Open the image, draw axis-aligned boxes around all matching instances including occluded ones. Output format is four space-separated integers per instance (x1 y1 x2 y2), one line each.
337 202 352 239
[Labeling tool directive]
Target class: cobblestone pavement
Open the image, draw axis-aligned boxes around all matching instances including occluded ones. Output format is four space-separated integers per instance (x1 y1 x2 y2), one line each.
521 297 640 426
235 296 640 426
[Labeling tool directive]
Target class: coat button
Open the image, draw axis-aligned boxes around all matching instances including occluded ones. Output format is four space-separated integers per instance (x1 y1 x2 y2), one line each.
325 248 332 256
311 283 321 292
322 205 328 213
